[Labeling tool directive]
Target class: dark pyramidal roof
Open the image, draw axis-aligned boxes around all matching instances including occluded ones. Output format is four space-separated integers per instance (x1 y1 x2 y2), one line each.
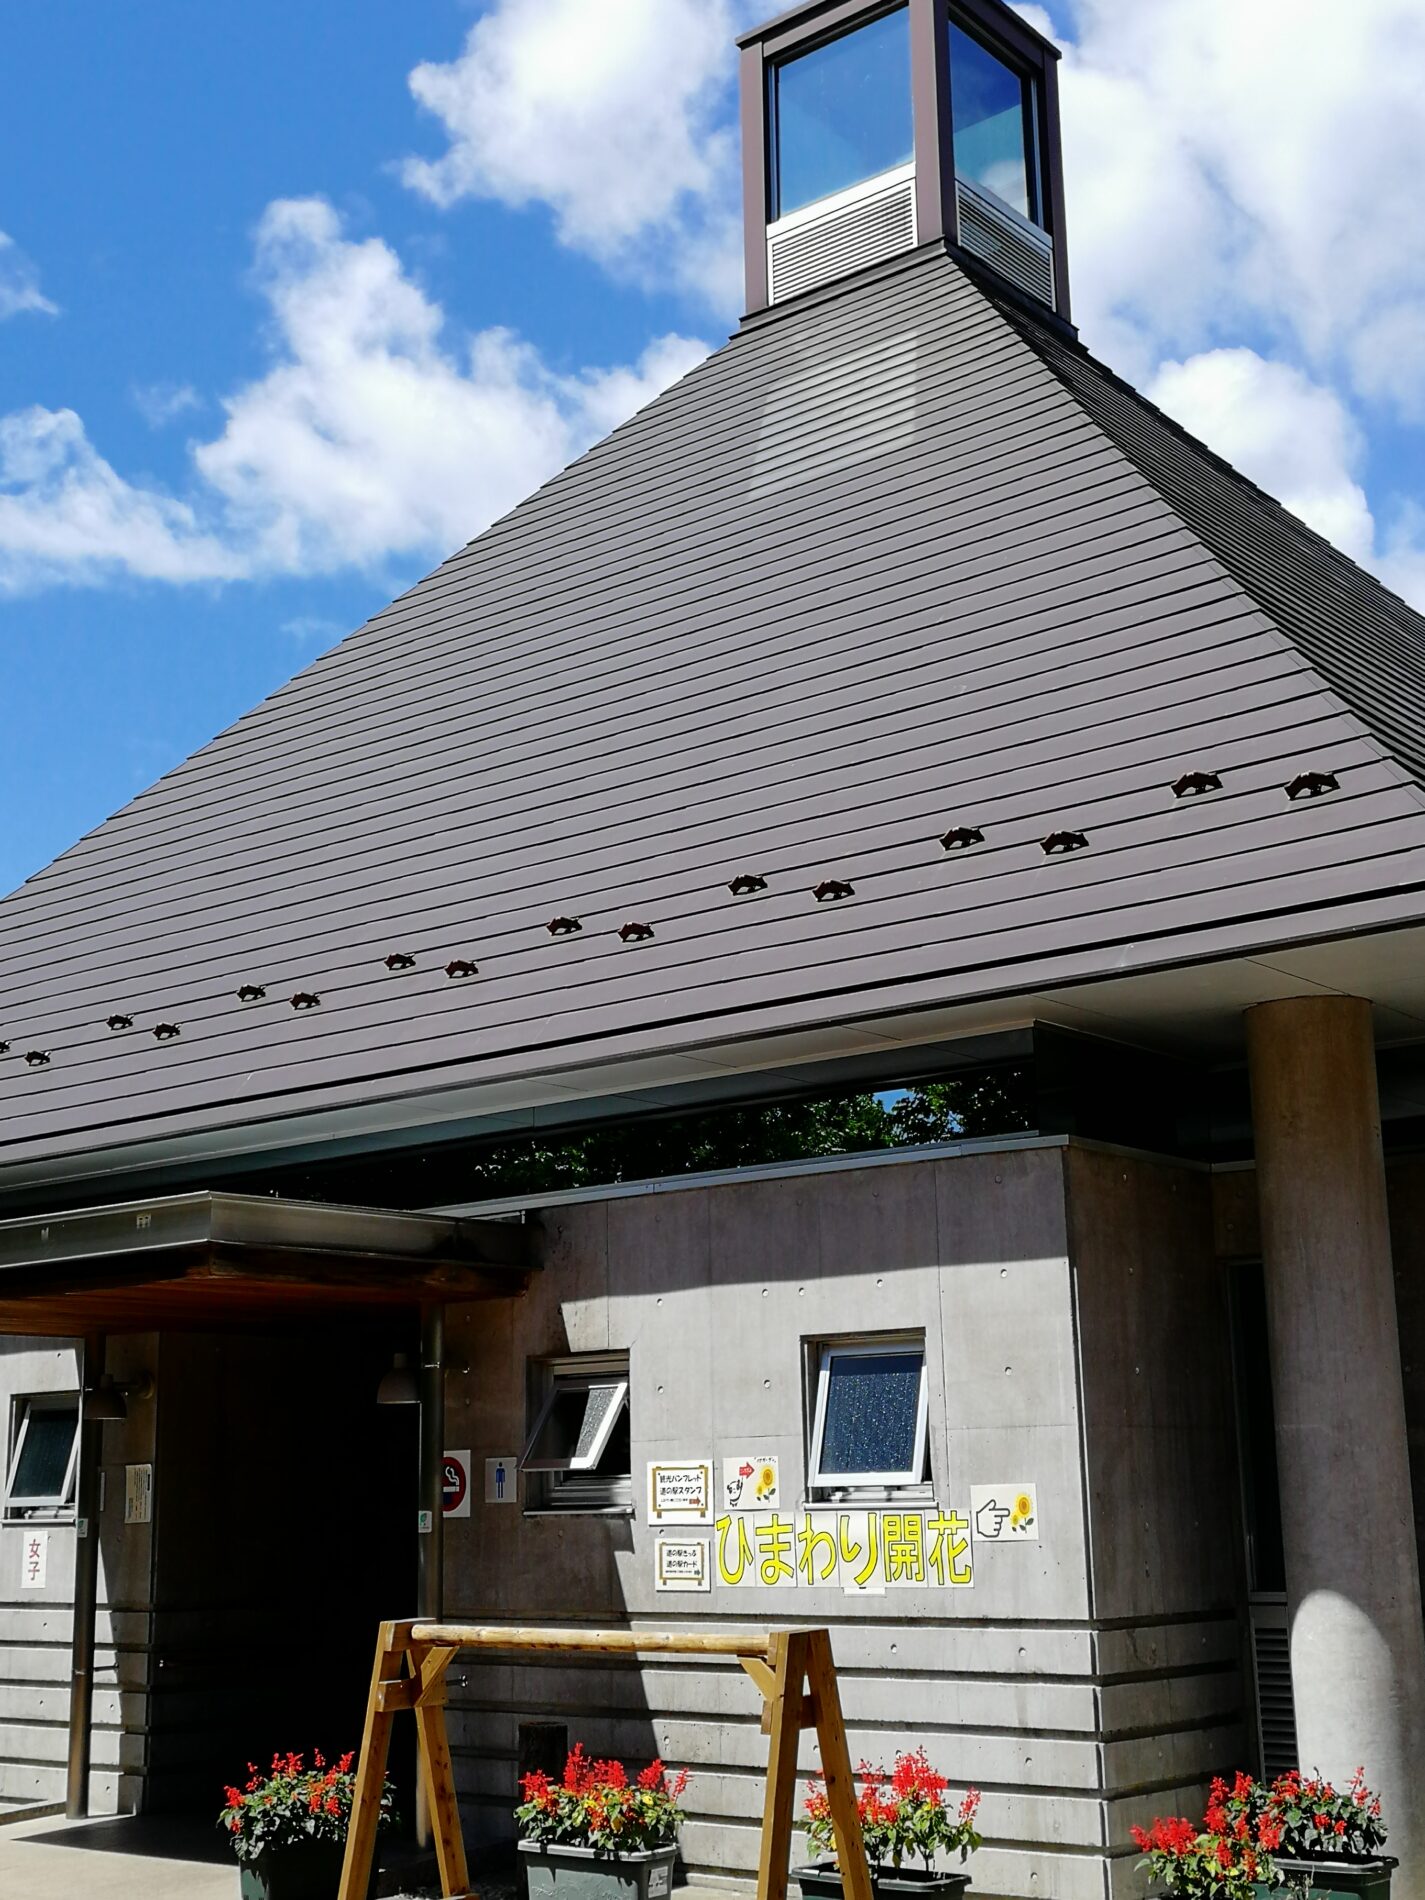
4 244 1425 1179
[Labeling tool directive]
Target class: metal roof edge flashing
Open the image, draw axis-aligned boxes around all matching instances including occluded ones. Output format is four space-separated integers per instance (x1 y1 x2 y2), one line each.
423 1130 1208 1222
736 0 1062 60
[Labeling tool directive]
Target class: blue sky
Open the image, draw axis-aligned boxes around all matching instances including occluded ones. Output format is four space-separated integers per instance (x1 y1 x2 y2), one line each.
2 0 1423 897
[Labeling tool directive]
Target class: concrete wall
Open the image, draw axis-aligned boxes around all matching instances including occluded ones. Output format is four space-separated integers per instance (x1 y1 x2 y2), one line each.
443 1141 1243 1900
0 1333 157 1817
1067 1149 1247 1899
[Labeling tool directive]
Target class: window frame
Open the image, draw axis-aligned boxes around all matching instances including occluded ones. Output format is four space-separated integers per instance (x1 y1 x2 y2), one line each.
3 1393 82 1523
946 9 1045 229
765 1 913 223
807 1334 931 1498
521 1351 633 1515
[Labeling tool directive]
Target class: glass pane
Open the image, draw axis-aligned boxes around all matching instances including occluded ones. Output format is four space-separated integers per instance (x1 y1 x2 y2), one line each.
526 1380 627 1470
572 1383 621 1462
773 8 913 219
949 22 1035 221
11 1404 77 1500
820 1351 922 1475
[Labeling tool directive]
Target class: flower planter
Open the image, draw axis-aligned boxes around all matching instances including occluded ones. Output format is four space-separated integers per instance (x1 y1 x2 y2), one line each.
795 1859 971 1900
238 1841 375 1900
1251 1858 1395 1900
520 1837 679 1900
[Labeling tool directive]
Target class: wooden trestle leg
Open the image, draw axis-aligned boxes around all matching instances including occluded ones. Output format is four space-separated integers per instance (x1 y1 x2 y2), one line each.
339 1622 475 1900
744 1628 872 1900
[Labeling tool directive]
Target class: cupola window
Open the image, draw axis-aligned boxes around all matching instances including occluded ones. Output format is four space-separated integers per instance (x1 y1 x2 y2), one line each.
949 20 1041 226
769 7 913 219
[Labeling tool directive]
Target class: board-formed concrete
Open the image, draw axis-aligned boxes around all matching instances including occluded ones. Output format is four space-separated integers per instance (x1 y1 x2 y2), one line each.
440 1139 1245 1900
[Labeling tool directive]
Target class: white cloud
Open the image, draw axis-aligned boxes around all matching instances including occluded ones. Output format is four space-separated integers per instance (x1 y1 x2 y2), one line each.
400 0 752 310
281 614 345 647
0 406 241 592
132 381 202 428
194 197 709 574
0 232 57 321
1145 347 1424 607
0 198 709 594
1146 351 1374 561
1054 0 1425 412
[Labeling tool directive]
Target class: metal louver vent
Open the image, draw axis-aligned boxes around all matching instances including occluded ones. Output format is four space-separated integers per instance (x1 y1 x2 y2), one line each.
768 168 916 304
955 177 1055 307
1250 1602 1298 1781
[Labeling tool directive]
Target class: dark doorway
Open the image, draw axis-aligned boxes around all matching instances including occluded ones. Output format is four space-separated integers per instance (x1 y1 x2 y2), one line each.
145 1325 418 1815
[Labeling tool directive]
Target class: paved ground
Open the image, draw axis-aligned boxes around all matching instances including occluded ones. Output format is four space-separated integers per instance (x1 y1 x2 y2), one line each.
0 1812 457 1898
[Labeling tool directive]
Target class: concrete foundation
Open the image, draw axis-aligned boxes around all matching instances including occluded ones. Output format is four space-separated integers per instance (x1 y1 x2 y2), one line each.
1247 997 1425 1895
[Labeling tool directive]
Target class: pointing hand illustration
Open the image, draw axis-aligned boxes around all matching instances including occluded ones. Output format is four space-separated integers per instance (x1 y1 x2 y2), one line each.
975 1497 1009 1540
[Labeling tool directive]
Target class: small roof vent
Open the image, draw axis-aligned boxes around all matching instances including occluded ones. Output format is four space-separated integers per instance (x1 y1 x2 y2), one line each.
1286 771 1340 801
813 879 855 903
24 1050 50 1067
1173 771 1222 799
728 873 768 896
153 1022 181 1041
619 922 655 943
444 959 478 979
106 1014 134 1031
940 826 984 852
290 991 321 1011
237 983 267 1002
547 916 582 937
384 952 416 971
1042 830 1088 856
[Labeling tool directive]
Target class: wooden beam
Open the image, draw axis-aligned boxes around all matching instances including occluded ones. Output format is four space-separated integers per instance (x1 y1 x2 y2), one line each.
410 1622 775 1659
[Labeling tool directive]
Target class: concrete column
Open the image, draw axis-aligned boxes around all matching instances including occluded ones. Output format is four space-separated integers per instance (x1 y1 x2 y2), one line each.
1246 997 1425 1893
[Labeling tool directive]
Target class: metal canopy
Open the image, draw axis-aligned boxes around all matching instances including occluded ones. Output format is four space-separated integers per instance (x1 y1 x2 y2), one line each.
0 1190 531 1336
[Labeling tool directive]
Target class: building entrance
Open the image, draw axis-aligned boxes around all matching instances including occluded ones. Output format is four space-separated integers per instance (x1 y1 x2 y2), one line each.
145 1326 417 1815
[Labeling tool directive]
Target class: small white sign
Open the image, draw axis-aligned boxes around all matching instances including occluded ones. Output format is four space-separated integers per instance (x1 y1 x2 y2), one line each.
970 1484 1039 1542
654 1537 712 1593
124 1463 152 1525
417 1509 434 1534
647 1459 713 1524
20 1529 47 1591
442 1450 472 1519
485 1455 519 1505
722 1454 780 1512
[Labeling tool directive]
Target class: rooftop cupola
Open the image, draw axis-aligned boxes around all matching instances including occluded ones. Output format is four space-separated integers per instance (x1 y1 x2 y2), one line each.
738 0 1069 317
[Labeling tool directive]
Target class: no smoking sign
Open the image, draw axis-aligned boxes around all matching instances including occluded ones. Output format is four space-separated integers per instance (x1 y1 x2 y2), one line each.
442 1449 471 1519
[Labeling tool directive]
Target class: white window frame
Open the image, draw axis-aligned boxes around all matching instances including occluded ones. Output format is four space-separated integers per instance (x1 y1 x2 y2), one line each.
3 1393 81 1523
808 1336 929 1495
522 1352 632 1514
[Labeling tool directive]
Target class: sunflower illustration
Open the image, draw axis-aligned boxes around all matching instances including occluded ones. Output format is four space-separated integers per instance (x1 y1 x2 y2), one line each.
755 1462 778 1499
1010 1491 1035 1530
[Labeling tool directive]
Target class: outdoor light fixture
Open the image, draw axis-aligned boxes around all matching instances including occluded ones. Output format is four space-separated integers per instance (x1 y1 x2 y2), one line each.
86 1371 154 1423
376 1352 419 1406
375 1347 469 1406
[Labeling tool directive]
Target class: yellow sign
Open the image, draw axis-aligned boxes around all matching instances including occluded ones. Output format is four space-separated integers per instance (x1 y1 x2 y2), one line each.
713 1508 973 1591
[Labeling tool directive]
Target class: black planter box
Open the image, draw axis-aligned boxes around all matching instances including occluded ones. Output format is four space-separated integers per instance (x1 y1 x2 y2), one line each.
794 1859 971 1900
1251 1858 1394 1900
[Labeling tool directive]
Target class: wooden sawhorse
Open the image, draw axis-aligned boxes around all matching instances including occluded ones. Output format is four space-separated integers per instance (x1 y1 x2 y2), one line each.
336 1621 873 1900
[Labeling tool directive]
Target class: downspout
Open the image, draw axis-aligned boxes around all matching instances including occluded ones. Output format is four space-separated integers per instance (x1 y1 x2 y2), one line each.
66 1332 105 1819
415 1303 445 1848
